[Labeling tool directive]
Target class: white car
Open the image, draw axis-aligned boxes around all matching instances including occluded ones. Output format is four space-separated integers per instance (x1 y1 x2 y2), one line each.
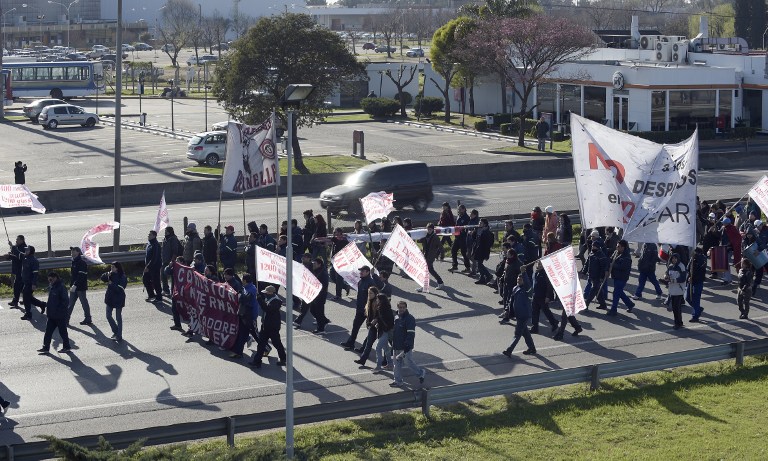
39 104 99 129
406 48 425 57
187 55 218 66
187 130 227 166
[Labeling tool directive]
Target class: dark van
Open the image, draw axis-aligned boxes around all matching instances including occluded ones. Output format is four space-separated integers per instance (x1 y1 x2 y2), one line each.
319 161 433 213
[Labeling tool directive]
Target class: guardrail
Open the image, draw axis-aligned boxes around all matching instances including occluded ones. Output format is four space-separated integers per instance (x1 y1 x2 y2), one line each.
2 337 767 461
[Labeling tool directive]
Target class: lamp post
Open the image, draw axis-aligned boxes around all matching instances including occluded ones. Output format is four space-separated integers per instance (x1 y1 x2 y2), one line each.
281 83 315 461
378 70 383 97
48 0 79 49
2 8 17 51
203 61 209 130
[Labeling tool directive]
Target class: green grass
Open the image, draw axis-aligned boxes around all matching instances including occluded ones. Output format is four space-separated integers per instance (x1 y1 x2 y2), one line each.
184 155 377 176
1 115 29 122
492 138 573 154
55 356 768 460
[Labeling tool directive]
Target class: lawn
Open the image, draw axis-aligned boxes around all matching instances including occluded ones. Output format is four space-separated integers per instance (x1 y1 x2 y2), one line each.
184 155 376 176
48 356 768 459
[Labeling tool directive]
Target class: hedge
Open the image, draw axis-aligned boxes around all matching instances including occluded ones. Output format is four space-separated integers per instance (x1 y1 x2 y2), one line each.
474 120 488 132
360 97 400 118
394 91 412 106
414 96 444 116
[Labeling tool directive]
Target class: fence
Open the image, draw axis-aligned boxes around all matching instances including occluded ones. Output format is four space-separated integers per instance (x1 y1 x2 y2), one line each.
2 337 767 461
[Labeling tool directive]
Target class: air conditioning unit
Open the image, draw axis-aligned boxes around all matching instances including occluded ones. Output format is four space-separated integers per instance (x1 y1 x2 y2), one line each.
654 42 672 62
639 35 659 50
672 41 689 63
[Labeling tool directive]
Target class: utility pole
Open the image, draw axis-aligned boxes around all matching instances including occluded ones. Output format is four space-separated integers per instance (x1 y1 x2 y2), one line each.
114 0 123 250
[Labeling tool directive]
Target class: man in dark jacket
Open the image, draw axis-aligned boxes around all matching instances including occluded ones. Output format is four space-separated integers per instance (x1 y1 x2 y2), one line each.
202 225 218 267
450 204 471 272
14 161 27 185
309 257 331 334
687 247 707 322
21 245 46 320
473 218 495 284
584 243 609 310
219 225 238 270
251 285 287 369
632 243 663 301
67 246 92 325
340 265 381 350
608 240 635 316
257 224 276 252
143 230 163 303
7 234 27 309
161 227 181 294
391 300 426 387
528 263 559 334
418 223 444 291
245 232 258 276
499 249 523 322
37 272 71 354
302 210 316 254
502 273 537 357
535 115 549 151
182 223 203 265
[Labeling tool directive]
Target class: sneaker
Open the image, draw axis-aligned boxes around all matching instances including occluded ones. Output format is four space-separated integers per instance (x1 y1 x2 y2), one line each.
461 268 471 273
419 369 426 384
529 327 539 334
7 301 18 308
689 317 700 323
572 326 583 336
522 348 537 355
626 307 633 313
312 328 326 334
20 314 31 320
435 284 444 290
553 333 564 341
606 310 618 316
655 294 664 301
372 367 382 373
59 347 71 353
229 352 243 359
501 349 512 358
37 347 50 354
0 400 9 414
631 295 641 301
340 341 353 349
169 325 184 332
389 381 404 387
416 287 425 293
79 319 92 326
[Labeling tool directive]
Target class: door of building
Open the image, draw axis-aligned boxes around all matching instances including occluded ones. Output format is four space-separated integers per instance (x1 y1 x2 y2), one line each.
613 95 628 130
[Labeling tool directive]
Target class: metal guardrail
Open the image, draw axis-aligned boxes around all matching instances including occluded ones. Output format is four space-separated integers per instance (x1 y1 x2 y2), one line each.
2 337 766 460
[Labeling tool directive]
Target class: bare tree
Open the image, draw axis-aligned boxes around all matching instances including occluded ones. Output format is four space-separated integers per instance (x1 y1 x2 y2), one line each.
581 0 619 31
158 0 199 68
205 10 231 58
371 7 403 59
385 64 418 116
347 29 363 55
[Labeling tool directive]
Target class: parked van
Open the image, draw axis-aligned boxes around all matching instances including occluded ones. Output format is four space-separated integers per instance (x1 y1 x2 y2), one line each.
319 161 433 213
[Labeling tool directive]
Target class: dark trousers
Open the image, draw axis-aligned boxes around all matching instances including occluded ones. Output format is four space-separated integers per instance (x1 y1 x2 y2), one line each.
331 267 349 297
754 268 764 292
584 277 607 308
67 290 91 322
531 299 558 329
253 326 286 365
439 236 452 258
451 239 469 269
161 269 171 293
670 294 684 327
294 300 311 325
477 260 492 282
22 284 46 315
232 315 257 355
506 317 535 352
555 310 581 336
310 298 329 328
359 327 377 362
11 273 23 303
427 259 443 285
347 309 366 344
143 269 162 299
43 317 70 350
172 301 182 328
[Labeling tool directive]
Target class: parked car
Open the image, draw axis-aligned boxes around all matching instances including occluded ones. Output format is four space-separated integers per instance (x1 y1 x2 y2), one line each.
65 52 88 61
406 48 425 57
101 52 128 61
38 104 99 129
87 45 108 59
187 54 218 66
375 45 397 53
320 161 433 213
134 42 153 51
22 98 67 123
362 42 376 50
187 131 227 166
121 44 135 52
211 42 229 51
161 44 175 53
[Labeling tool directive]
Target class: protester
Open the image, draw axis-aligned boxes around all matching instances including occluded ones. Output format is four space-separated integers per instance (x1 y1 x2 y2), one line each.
101 262 127 342
329 227 351 300
340 267 380 351
143 230 163 303
418 223 444 291
542 206 559 249
472 218 494 284
183 223 202 265
13 161 27 185
391 300 426 387
502 274 537 357
230 273 258 359
36 272 71 354
219 225 238 271
251 285 287 369
687 247 707 322
67 246 92 326
737 259 754 319
373 294 395 372
466 209 481 274
665 253 687 330
202 225 218 267
437 202 456 260
607 240 635 316
161 227 182 294
536 115 549 151
583 241 609 310
450 204 471 272
20 245 45 320
354 288 380 365
7 235 27 309
632 243 664 301
309 257 331 334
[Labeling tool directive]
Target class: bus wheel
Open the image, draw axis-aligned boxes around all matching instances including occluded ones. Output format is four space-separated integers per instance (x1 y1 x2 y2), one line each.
51 88 63 99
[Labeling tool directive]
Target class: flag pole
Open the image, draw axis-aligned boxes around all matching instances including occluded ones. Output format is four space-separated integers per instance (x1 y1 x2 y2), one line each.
242 193 247 245
0 207 9 244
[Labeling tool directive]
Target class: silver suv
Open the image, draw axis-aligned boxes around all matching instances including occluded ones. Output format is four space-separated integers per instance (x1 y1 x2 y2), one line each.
22 98 66 123
39 104 99 129
187 131 227 166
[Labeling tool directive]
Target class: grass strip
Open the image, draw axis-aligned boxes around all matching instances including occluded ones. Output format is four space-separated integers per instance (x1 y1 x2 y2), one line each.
184 155 376 176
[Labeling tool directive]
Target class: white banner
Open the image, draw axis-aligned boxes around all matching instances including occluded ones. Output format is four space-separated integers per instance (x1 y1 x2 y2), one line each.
80 222 120 264
0 185 46 213
331 242 376 290
360 191 394 223
153 190 170 233
221 115 279 194
539 246 586 317
748 175 768 215
571 114 698 247
381 224 430 291
345 226 466 244
255 247 321 304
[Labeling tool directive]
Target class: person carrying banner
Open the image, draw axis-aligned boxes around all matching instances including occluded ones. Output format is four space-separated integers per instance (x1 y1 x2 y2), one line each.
14 161 27 185
450 204 471 273
20 245 46 320
502 273 537 358
664 253 687 330
632 243 664 301
219 225 238 271
309 257 331 334
418 223 444 292
542 206 559 250
182 223 203 265
101 262 127 342
37 272 71 354
329 228 351 300
437 202 456 260
230 273 258 359
607 240 635 316
7 235 27 309
583 242 609 310
687 247 707 322
737 259 754 319
251 285 286 369
340 267 380 351
529 262 559 334
143 230 163 303
161 227 182 295
67 246 92 326
391 300 426 387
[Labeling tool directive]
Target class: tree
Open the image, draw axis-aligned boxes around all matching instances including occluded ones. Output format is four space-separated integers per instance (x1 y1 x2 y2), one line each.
385 64 418 116
747 0 766 49
371 7 403 59
734 0 750 42
158 0 199 68
204 11 231 56
213 13 366 171
465 15 596 146
429 19 462 123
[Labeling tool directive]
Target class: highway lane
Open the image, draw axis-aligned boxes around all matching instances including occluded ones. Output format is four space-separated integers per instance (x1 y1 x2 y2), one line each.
0 168 762 252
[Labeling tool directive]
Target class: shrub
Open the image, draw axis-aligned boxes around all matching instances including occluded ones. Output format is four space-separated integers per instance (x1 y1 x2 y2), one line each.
413 96 444 116
732 126 758 139
360 97 400 118
474 120 488 132
552 131 565 142
510 117 538 137
499 123 512 136
394 91 412 106
493 113 513 126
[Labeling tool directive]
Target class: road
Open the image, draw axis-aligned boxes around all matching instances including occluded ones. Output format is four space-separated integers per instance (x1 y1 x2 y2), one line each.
0 169 760 252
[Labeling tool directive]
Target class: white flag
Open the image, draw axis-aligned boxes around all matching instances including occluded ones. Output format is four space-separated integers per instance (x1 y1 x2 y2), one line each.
571 114 698 247
360 191 394 224
153 191 170 233
332 242 376 290
0 185 46 213
539 246 586 317
255 247 322 303
748 175 768 214
381 224 430 292
80 222 120 264
221 115 279 194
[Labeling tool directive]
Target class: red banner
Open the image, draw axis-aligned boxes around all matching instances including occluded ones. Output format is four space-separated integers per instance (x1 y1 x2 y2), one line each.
172 263 240 348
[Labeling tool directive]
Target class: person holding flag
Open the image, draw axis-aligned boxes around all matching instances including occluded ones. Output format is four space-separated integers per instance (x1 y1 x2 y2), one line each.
6 235 27 309
67 246 92 326
20 246 46 321
417 223 444 292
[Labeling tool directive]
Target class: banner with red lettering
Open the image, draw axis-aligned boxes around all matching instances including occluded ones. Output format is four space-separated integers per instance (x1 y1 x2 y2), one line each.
0 185 46 213
748 175 768 214
571 114 698 248
255 247 322 303
153 190 170 233
360 191 394 224
221 115 279 194
381 224 430 292
331 242 376 290
172 263 239 348
539 246 586 316
80 221 120 264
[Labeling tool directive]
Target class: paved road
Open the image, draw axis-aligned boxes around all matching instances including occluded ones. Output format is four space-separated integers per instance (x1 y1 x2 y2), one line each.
1 170 760 252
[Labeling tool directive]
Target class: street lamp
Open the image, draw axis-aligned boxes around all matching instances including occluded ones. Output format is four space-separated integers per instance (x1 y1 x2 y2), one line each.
48 0 79 49
2 8 17 51
280 83 315 461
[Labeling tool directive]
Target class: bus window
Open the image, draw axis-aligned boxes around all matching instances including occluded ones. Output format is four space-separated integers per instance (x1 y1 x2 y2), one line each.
20 68 34 81
36 68 51 80
51 67 65 80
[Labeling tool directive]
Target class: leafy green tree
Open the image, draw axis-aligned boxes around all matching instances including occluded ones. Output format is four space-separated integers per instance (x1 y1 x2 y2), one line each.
213 13 366 171
734 0 750 43
458 0 540 19
429 19 462 123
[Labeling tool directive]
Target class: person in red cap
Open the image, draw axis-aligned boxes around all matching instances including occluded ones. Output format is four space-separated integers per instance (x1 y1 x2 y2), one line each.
219 225 238 271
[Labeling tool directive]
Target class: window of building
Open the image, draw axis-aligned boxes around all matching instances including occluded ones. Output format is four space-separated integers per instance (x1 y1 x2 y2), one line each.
669 90 715 130
536 83 556 115
651 90 665 131
583 86 606 123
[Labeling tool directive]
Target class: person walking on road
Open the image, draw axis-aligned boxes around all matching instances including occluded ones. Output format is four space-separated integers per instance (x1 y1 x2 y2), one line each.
632 243 664 301
161 227 182 295
183 223 203 265
37 272 71 354
201 225 217 267
20 245 46 320
665 253 687 329
7 235 27 309
101 262 127 342
418 223 444 291
67 246 92 326
251 285 287 369
472 218 494 284
391 300 426 387
450 204 471 273
583 242 609 310
340 266 381 350
529 263 559 334
437 202 456 260
219 225 238 271
143 230 163 303
737 258 754 319
502 274 537 358
607 240 635 316
687 247 707 322
310 257 331 334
